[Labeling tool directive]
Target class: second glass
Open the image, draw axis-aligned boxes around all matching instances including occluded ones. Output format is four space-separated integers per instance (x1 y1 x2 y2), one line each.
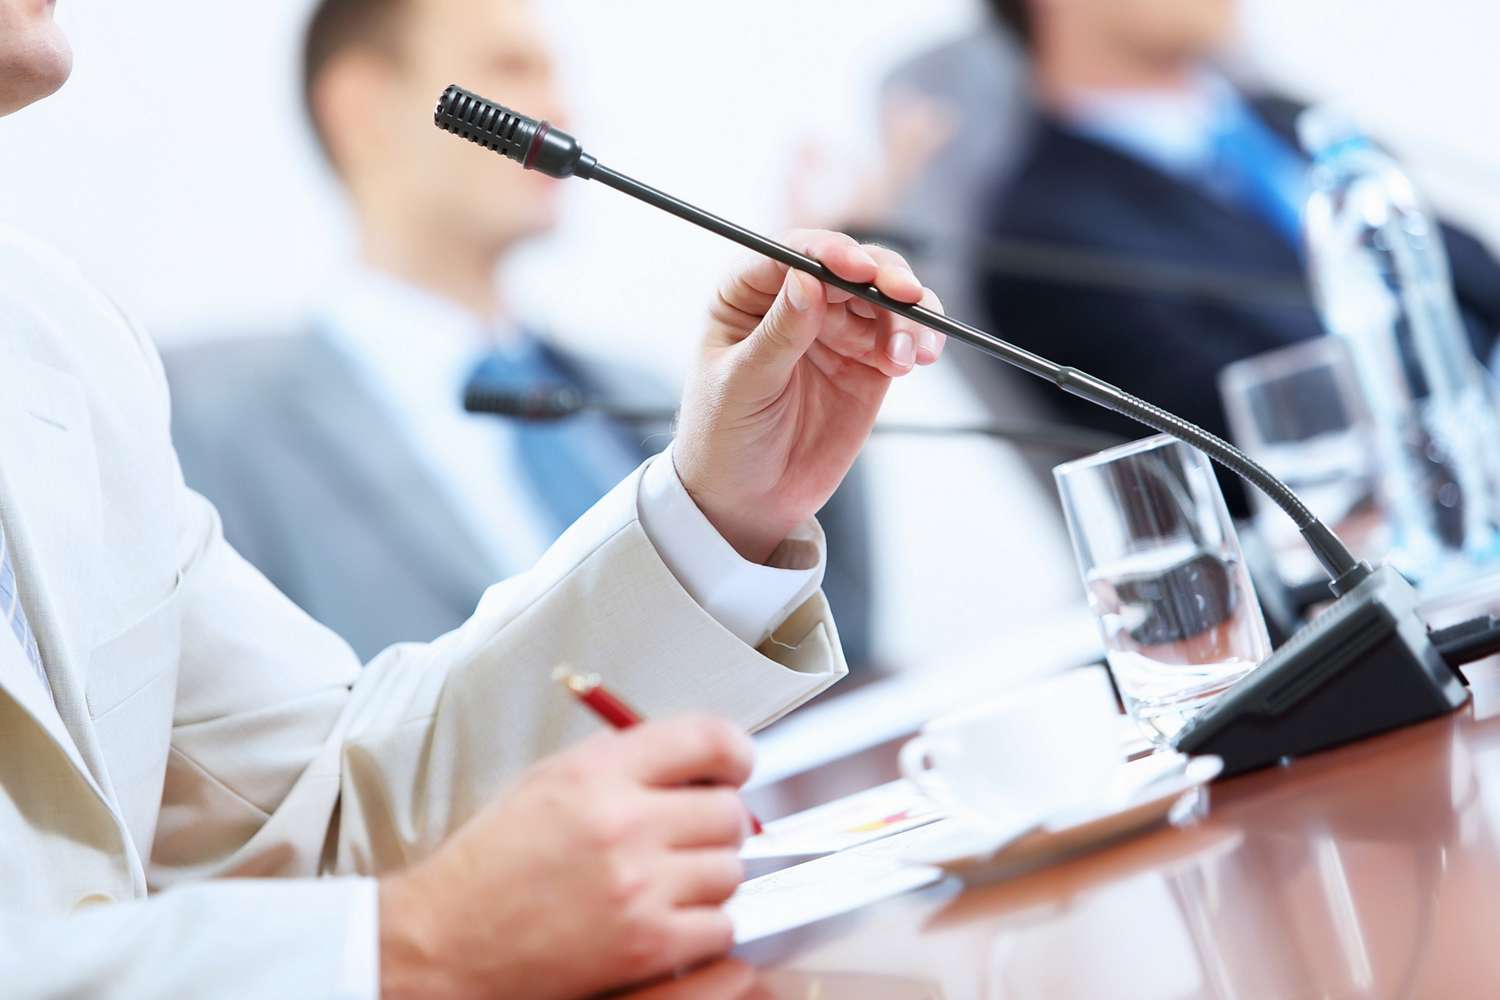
1219 336 1389 590
1055 435 1272 745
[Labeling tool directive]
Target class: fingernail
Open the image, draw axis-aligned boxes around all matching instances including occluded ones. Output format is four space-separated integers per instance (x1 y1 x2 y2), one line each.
786 271 815 312
889 331 915 368
917 328 937 358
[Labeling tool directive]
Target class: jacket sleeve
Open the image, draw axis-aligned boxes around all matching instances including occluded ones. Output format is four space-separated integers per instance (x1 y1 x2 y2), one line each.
0 879 370 999
0 299 846 999
147 338 847 885
154 469 846 883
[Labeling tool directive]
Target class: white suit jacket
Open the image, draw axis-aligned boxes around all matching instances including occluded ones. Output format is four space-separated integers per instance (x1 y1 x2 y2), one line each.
0 229 846 996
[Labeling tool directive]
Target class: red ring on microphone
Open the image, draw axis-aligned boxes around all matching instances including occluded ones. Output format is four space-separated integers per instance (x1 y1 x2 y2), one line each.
524 121 552 171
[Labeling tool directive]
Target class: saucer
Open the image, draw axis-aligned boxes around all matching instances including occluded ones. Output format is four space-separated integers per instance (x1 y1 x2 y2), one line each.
900 753 1223 883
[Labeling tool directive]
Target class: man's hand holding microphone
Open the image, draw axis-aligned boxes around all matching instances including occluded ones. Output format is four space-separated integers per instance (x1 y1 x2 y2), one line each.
378 234 943 998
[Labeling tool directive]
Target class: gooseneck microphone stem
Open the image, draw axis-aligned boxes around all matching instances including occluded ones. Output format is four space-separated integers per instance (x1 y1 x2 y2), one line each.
436 85 1369 594
460 384 1126 455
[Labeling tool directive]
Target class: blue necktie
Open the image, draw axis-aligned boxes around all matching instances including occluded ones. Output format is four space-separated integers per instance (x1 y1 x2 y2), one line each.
0 517 49 695
466 338 644 536
1202 106 1309 249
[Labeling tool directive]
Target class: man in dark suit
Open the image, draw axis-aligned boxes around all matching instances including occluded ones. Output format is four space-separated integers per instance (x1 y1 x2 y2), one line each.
977 0 1500 510
166 0 873 665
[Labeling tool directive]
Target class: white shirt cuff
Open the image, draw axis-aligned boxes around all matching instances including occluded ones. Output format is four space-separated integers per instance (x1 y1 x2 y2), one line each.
637 447 825 647
342 878 380 1000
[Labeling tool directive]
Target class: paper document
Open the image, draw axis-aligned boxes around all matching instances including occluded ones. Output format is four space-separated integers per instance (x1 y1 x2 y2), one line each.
728 820 958 944
740 779 943 860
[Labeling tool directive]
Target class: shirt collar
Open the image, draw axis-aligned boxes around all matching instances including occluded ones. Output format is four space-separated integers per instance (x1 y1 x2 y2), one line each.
316 267 520 418
1060 71 1245 179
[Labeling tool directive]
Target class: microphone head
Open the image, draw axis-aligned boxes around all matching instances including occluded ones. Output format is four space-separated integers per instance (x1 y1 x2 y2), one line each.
463 383 587 421
434 85 595 180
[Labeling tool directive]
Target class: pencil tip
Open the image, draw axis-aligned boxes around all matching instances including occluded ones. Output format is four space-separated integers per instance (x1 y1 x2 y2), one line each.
552 664 597 695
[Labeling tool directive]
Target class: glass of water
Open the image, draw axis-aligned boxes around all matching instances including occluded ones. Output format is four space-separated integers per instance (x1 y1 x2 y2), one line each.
1054 435 1272 745
1220 337 1389 590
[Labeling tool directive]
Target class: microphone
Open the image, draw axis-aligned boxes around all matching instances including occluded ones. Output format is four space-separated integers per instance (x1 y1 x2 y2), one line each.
463 382 1127 456
464 383 592 421
436 84 1478 776
436 85 1360 592
435 87 596 179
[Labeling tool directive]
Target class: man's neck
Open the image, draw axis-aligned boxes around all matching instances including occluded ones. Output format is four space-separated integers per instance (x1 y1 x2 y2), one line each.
359 228 507 322
1035 40 1199 111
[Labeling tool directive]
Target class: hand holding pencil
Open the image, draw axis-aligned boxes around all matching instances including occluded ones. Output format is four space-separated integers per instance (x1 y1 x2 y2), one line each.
379 694 756 998
554 667 765 835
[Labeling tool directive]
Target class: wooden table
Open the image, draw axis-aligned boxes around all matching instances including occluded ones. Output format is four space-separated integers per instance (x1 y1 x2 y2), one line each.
710 650 1500 999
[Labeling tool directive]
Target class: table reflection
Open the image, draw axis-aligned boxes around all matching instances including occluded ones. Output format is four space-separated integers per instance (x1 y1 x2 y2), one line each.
973 712 1500 998
627 657 1500 999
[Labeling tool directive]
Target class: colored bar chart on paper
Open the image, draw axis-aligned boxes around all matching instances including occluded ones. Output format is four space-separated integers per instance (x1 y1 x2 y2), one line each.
740 780 944 860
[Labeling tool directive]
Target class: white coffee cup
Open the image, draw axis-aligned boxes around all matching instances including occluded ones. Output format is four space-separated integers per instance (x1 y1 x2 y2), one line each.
898 668 1122 833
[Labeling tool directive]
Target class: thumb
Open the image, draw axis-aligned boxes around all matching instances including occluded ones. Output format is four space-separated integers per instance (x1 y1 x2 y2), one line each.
737 268 825 385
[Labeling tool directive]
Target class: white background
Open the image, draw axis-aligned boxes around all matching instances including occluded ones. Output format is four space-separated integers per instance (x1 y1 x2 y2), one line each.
2 0 1495 667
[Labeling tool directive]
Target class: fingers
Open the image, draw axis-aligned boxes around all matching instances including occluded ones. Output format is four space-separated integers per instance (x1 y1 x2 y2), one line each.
663 849 745 906
868 326 916 377
863 245 925 305
812 240 922 311
719 229 920 314
648 787 754 848
618 716 756 789
657 908 737 973
728 268 827 392
829 244 932 375
914 286 947 365
810 236 880 290
858 246 937 373
714 228 940 382
718 229 859 310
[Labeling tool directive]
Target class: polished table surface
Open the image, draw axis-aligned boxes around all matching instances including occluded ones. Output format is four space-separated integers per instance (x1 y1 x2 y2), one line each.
713 649 1500 999
616 545 1500 998
608 582 1500 999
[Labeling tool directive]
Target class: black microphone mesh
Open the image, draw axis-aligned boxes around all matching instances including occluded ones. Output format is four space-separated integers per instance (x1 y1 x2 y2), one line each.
434 85 534 162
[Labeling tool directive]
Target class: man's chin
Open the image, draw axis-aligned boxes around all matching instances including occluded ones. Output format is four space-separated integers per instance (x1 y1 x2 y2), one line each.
0 27 73 116
40 30 73 96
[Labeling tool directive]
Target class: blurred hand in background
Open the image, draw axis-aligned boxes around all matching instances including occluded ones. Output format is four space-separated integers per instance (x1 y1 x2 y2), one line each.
785 91 959 233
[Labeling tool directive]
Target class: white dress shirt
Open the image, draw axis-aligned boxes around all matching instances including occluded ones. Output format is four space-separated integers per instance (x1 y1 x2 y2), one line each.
1062 72 1236 180
1059 71 1308 239
317 269 566 574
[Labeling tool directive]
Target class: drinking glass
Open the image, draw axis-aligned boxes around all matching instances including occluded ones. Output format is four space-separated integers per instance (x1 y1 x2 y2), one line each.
1219 337 1389 588
1054 436 1272 744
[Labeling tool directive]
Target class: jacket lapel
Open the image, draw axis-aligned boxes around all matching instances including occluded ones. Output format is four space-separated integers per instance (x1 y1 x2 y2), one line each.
285 334 501 612
1038 118 1308 277
0 351 111 808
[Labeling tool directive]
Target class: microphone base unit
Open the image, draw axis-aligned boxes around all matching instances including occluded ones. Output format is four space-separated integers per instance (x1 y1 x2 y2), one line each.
1173 565 1470 776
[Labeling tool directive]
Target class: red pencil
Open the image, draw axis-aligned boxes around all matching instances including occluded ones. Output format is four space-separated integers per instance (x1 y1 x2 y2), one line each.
553 667 764 836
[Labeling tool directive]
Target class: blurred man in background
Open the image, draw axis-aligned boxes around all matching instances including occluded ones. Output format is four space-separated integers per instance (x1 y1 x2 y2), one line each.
167 0 874 667
976 0 1500 510
853 23 1064 488
853 25 1027 327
